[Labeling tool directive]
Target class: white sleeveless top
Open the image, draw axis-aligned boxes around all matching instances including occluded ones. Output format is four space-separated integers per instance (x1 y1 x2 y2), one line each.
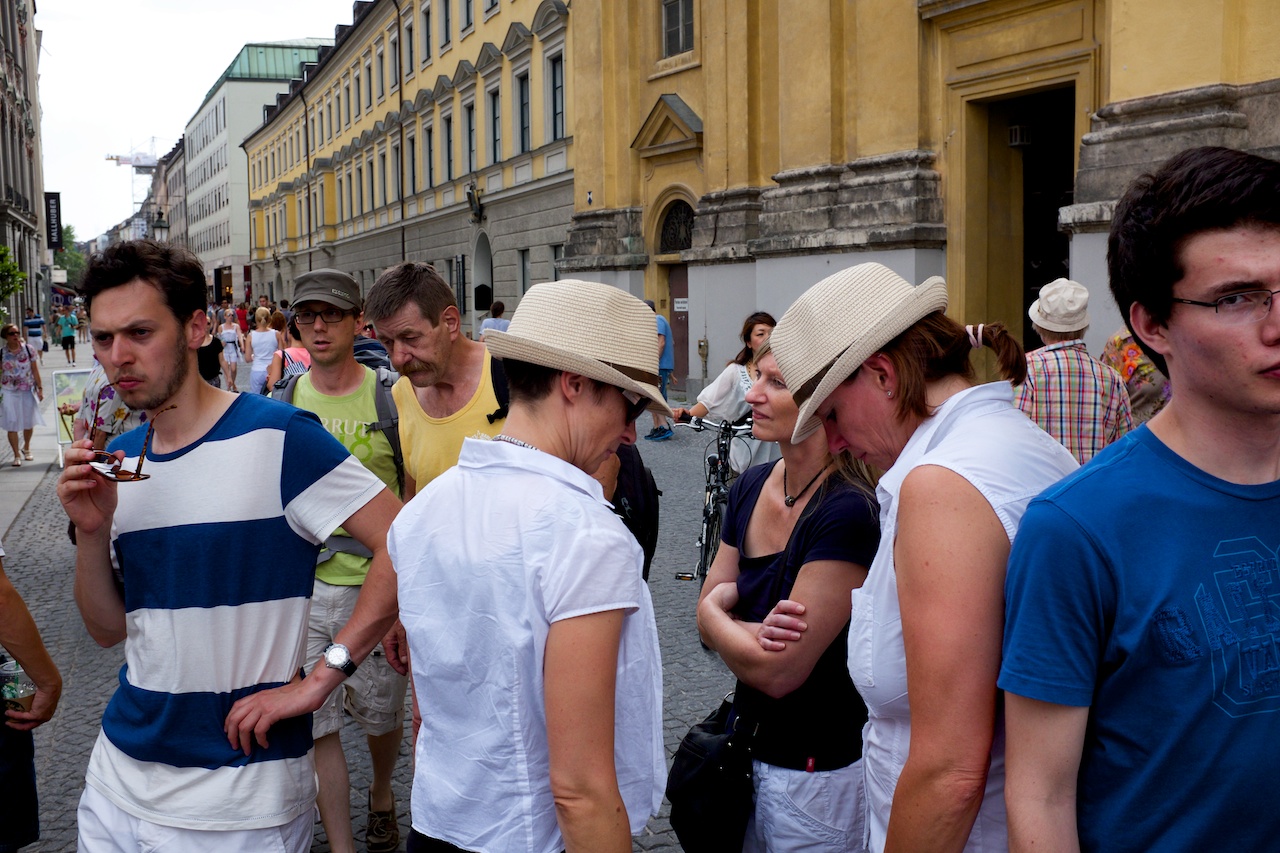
848 382 1077 852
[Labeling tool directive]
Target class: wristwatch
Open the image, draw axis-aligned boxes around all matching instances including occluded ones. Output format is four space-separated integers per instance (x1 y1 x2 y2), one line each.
322 642 357 677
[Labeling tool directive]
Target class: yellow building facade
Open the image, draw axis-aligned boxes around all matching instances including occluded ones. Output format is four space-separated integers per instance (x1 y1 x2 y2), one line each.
565 0 1280 389
244 0 573 331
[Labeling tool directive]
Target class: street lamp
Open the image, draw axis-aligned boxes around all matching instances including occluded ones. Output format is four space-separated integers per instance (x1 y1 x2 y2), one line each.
152 209 170 243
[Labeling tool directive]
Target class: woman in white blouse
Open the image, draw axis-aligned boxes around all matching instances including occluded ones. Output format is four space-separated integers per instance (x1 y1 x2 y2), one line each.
672 311 780 475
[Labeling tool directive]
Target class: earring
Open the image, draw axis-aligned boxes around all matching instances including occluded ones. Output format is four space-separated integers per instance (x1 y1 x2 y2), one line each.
886 389 894 399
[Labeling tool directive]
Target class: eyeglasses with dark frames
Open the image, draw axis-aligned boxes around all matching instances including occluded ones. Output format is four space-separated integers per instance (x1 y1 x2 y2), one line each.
293 308 353 325
1170 289 1280 325
88 405 176 482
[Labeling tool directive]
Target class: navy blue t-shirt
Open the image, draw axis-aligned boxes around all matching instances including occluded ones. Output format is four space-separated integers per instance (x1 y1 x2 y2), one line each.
722 460 880 770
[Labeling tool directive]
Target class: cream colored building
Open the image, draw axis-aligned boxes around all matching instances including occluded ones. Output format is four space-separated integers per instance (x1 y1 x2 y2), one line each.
244 0 573 333
565 0 1280 391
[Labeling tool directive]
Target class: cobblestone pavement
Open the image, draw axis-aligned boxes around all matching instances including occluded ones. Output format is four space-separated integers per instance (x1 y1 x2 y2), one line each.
6 419 734 852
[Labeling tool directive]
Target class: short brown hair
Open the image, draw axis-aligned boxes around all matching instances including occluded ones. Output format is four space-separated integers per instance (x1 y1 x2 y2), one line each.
364 262 455 326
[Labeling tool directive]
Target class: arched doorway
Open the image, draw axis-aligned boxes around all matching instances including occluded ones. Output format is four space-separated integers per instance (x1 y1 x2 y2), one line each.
659 200 694 391
471 232 494 334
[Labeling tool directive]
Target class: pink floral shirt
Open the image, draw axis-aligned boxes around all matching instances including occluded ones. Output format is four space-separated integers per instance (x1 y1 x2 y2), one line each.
1 343 38 392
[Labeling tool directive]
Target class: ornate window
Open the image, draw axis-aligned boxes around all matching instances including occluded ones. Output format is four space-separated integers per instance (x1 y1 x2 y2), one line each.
660 200 695 253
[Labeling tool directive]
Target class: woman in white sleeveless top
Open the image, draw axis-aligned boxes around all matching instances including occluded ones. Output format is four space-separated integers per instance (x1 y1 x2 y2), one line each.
765 264 1078 853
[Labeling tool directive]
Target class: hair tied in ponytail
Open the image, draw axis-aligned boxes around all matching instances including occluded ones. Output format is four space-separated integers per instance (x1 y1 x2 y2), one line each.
965 323 985 349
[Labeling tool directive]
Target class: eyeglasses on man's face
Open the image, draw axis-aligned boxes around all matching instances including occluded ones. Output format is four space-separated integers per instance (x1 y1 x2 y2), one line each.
294 307 353 325
89 405 175 483
1171 289 1280 325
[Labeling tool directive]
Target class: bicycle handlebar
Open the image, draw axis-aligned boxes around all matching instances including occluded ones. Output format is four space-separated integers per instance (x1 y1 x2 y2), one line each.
673 415 756 436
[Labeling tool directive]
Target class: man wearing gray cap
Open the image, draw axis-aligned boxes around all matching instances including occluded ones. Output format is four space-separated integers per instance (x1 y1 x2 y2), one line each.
1015 278 1133 463
275 268 406 853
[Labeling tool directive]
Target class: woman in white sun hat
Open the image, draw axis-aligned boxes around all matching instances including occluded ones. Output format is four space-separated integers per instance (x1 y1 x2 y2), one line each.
762 263 1078 852
388 279 669 853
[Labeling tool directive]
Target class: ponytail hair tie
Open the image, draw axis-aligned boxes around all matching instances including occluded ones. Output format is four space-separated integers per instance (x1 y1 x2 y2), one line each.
966 323 985 349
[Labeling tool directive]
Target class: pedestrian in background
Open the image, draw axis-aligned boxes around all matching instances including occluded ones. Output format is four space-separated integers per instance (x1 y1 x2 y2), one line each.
55 305 78 366
1016 278 1133 463
1099 326 1171 425
219 308 244 391
21 307 45 366
1 323 44 466
672 311 781 475
478 300 510 340
244 306 279 394
643 298 675 441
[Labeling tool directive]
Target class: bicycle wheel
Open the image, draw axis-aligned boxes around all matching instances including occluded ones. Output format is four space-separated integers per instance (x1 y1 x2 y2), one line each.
696 497 725 587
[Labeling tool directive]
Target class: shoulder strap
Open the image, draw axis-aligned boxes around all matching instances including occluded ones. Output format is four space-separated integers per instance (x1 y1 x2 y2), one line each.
270 372 301 404
487 355 509 424
368 367 404 495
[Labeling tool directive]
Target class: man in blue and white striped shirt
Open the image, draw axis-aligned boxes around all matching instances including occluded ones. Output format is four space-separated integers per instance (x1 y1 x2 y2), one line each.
59 240 401 852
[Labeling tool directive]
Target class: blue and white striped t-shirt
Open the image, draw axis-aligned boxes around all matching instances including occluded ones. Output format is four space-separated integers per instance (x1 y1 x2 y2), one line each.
84 393 386 831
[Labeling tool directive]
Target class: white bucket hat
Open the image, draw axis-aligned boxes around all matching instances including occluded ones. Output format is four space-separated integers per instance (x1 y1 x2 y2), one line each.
1028 278 1090 333
484 279 674 418
771 262 949 443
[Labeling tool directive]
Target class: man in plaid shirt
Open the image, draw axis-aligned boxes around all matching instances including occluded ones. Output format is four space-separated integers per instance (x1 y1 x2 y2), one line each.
1016 278 1133 463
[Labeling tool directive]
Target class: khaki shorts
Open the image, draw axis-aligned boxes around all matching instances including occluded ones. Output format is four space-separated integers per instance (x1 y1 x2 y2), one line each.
307 578 408 739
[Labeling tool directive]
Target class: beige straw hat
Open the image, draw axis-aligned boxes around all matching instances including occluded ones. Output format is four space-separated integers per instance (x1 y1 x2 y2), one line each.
484 279 675 418
771 262 949 443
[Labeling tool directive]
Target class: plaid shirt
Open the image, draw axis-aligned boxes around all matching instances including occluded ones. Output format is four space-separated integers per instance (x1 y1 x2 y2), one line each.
1016 340 1134 464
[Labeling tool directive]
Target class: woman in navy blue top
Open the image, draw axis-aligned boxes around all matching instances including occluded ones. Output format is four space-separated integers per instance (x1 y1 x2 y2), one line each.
697 342 880 852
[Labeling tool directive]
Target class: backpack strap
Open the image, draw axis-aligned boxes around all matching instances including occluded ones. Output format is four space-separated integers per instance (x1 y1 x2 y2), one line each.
270 372 300 404
487 355 509 424
368 367 404 495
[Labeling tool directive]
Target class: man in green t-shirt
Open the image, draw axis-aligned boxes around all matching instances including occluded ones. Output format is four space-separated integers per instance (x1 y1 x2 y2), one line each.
284 269 405 853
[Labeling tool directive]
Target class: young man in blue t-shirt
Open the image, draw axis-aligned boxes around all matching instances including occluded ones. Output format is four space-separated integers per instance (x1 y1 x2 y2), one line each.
1000 146 1280 852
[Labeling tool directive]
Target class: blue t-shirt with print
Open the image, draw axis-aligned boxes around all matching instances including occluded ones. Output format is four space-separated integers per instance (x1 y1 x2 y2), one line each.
1000 426 1280 852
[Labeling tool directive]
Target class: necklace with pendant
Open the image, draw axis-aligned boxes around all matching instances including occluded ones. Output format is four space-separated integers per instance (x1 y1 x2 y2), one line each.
783 463 829 507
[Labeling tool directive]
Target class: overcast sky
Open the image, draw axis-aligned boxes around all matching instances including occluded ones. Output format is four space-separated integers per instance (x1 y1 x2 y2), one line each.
39 0 361 241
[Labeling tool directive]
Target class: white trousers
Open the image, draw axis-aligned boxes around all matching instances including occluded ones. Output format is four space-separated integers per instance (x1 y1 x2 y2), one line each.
743 758 867 853
77 784 314 853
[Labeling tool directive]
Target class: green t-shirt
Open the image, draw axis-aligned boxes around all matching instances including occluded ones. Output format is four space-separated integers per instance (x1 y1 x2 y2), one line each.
293 368 399 585
56 314 78 337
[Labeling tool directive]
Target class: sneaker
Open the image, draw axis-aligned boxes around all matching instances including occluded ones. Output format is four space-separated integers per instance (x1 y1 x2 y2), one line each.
647 424 673 441
365 794 400 853
642 426 661 440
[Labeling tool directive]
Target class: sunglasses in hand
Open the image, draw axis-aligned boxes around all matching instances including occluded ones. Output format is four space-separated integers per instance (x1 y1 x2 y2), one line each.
88 405 176 482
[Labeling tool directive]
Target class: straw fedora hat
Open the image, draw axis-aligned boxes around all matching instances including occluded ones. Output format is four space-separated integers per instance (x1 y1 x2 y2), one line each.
484 279 675 418
771 262 949 443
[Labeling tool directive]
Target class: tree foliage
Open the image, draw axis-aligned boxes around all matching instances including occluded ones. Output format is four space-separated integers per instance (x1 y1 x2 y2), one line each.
0 244 26 302
54 224 86 288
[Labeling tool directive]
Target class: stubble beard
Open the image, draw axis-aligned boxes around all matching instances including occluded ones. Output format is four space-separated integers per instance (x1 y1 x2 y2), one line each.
121 337 191 413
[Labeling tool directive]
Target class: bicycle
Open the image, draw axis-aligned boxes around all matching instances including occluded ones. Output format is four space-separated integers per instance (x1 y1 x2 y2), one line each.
673 414 757 586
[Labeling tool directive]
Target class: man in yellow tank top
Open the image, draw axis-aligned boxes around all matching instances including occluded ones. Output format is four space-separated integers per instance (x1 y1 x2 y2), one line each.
362 261 507 747
364 262 505 500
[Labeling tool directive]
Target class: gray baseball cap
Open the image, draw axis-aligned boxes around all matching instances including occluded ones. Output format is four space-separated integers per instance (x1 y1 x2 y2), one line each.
292 269 361 311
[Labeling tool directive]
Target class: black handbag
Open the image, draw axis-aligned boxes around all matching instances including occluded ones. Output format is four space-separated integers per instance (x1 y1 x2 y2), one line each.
666 694 756 853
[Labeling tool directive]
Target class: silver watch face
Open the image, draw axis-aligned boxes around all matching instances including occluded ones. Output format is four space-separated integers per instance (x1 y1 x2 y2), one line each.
325 644 350 668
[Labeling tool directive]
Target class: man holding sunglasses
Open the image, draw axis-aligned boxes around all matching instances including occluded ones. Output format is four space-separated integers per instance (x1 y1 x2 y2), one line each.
274 269 407 853
58 241 401 853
